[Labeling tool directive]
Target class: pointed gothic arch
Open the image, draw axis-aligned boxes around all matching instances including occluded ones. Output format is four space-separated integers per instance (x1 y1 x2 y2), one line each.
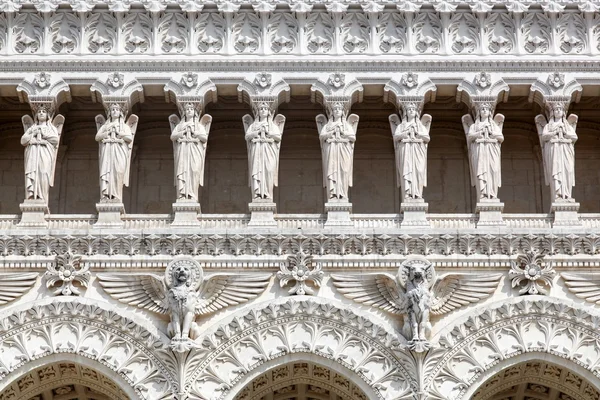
0 297 177 400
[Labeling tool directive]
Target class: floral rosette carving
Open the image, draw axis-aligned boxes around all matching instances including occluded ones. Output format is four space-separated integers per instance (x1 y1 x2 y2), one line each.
510 250 555 295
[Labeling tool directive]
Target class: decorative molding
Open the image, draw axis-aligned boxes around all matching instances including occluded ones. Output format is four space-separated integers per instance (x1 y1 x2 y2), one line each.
277 253 324 295
509 250 555 295
45 251 90 296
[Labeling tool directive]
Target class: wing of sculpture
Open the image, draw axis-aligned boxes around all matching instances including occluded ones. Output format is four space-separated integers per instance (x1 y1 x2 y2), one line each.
493 113 505 132
200 114 213 135
330 273 406 314
0 273 38 305
347 113 360 135
534 114 547 139
126 114 139 136
168 114 180 132
242 114 254 133
21 115 34 133
562 273 600 304
195 273 271 315
461 113 474 136
274 114 286 134
97 273 169 314
430 273 502 315
421 114 432 133
567 114 578 131
315 114 327 135
388 114 401 137
95 114 106 131
50 114 66 186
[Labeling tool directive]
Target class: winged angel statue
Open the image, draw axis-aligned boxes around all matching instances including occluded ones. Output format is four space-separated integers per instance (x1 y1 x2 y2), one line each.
332 256 501 352
98 258 271 352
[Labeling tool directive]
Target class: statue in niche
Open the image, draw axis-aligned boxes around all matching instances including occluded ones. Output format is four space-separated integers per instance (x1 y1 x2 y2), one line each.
242 101 286 200
21 105 65 202
169 102 212 202
98 258 271 353
316 101 359 201
95 103 139 202
389 102 432 200
535 102 578 201
462 102 504 200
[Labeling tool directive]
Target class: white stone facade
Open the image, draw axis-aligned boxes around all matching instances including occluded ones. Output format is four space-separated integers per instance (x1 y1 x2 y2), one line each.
1 1 600 400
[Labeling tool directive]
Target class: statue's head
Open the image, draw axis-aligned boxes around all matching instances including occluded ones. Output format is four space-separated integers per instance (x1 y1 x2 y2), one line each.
257 102 270 119
475 102 493 120
402 102 419 120
409 263 429 284
109 103 123 120
398 256 435 289
184 102 197 120
166 258 203 290
550 103 565 120
36 106 49 123
332 102 345 119
173 263 191 286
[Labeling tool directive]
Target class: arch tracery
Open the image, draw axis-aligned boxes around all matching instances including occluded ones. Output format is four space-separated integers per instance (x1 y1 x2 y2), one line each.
426 296 600 400
0 297 177 400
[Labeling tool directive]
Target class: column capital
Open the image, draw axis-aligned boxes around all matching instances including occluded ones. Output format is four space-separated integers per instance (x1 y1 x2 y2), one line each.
90 72 144 117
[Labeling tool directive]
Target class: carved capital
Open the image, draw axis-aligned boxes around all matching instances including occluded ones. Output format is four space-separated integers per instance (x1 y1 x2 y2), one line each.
164 72 217 116
384 73 436 113
17 72 71 115
457 72 509 113
90 72 144 116
311 73 363 115
237 72 290 114
529 72 582 110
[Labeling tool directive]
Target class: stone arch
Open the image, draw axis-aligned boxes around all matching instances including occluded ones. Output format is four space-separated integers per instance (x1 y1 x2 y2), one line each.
187 297 416 400
426 295 600 400
0 297 177 400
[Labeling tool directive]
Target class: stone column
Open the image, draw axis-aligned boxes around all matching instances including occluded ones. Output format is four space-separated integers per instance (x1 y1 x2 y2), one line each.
238 73 290 227
530 73 583 227
384 73 436 227
90 73 144 228
15 72 71 228
457 72 510 227
311 73 363 227
165 73 217 226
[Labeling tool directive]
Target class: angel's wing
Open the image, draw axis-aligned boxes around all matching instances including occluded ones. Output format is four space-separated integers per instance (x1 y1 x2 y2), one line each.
347 114 359 135
567 114 578 131
493 113 505 132
168 114 180 132
195 273 271 315
242 114 254 132
389 114 401 135
274 114 286 134
534 114 547 139
0 273 37 305
97 273 169 314
562 273 600 304
200 114 213 134
315 114 327 135
421 114 432 134
331 273 406 314
95 114 106 131
126 114 139 136
461 114 474 135
22 115 34 133
430 273 502 315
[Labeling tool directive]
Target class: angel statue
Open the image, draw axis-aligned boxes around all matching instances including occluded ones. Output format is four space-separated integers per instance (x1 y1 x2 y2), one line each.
242 101 286 200
462 103 504 200
169 102 213 201
21 105 65 202
316 101 359 200
332 256 501 352
535 102 578 201
95 103 139 202
389 102 432 200
98 258 271 352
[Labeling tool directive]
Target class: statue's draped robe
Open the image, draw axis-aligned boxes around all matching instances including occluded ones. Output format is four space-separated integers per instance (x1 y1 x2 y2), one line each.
541 119 576 199
22 124 59 201
467 119 502 198
97 121 132 201
320 120 355 200
395 120 428 199
246 119 281 199
172 120 207 201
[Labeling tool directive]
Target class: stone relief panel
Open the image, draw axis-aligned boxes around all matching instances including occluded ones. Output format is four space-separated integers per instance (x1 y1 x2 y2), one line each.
158 12 188 53
196 12 225 53
305 12 334 53
85 12 117 54
268 12 298 54
377 12 406 53
484 12 515 54
522 12 552 54
13 12 44 53
232 12 261 53
340 13 369 53
413 12 442 54
122 12 153 53
448 12 479 54
49 12 80 54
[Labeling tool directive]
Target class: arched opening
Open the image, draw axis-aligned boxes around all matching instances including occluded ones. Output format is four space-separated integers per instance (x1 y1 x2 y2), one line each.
471 359 600 400
231 360 371 400
0 359 132 400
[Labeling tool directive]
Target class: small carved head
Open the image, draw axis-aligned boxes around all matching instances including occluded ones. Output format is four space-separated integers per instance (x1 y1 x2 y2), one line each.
35 105 49 123
409 263 430 285
173 263 192 286
399 256 435 289
184 102 197 119
476 102 493 120
402 102 419 121
257 101 271 119
109 103 123 120
331 101 345 119
549 102 566 120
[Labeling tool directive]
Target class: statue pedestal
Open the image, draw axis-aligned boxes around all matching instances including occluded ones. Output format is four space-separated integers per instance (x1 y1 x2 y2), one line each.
551 201 581 227
400 199 429 227
95 202 124 228
18 200 48 228
172 201 201 226
325 201 353 227
248 200 277 227
476 200 505 227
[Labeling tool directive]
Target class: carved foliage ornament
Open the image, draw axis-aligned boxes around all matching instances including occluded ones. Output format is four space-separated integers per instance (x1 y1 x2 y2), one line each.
277 253 323 295
509 250 556 295
86 12 117 54
45 251 90 296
